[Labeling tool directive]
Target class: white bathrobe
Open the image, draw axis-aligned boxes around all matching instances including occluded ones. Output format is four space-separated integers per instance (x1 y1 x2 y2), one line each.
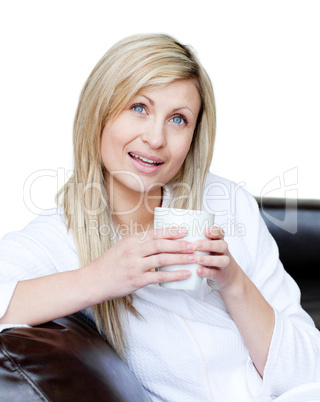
1 173 320 401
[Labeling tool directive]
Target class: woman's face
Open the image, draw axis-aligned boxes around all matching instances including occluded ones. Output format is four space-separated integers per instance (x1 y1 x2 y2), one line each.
101 79 201 198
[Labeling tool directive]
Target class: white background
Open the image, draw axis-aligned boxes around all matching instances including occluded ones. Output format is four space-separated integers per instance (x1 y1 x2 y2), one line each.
0 0 319 238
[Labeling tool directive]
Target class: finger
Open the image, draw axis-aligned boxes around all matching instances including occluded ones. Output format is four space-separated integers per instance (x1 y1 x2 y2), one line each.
144 252 197 270
142 238 195 258
195 239 228 254
197 265 220 280
142 268 192 286
204 226 225 240
196 254 230 269
147 226 189 240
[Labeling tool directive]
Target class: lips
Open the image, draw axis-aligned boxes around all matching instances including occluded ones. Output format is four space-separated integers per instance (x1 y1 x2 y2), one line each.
127 151 165 175
128 152 164 167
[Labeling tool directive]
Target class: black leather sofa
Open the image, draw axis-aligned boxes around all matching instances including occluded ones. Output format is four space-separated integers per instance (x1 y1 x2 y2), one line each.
0 197 319 401
0 313 151 402
257 197 320 328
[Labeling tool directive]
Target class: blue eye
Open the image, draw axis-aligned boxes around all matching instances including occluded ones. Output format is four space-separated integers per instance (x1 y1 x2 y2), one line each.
132 104 146 114
172 115 187 125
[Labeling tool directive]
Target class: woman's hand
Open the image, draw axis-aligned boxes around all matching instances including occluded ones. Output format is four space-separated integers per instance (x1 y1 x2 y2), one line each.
0 228 195 328
195 226 241 292
90 227 196 302
194 225 275 377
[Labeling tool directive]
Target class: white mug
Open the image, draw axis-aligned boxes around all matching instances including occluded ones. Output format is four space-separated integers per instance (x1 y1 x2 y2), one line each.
154 207 215 290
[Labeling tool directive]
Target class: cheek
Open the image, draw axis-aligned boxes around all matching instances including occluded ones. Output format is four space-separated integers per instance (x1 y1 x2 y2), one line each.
100 134 110 161
100 130 117 171
170 137 193 169
178 135 193 157
101 122 123 153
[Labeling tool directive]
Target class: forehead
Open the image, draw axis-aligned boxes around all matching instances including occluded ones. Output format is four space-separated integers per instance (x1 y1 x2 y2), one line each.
136 79 201 110
138 79 199 96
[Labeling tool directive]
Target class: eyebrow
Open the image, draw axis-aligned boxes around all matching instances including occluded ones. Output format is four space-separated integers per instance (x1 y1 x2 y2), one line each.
140 94 195 117
141 95 154 105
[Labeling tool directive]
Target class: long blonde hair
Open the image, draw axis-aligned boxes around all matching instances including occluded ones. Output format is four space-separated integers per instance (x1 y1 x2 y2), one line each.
56 33 216 357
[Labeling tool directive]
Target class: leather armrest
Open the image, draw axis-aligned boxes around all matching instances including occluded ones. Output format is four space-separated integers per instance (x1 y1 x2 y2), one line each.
0 312 151 402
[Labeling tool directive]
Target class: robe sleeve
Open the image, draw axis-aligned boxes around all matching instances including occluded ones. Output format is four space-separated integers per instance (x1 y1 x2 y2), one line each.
238 190 320 398
0 209 79 331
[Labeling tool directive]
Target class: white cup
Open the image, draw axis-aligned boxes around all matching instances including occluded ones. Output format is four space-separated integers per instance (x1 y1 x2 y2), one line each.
154 207 215 290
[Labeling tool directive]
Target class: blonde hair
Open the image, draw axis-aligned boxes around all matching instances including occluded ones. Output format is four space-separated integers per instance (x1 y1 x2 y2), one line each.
56 33 216 357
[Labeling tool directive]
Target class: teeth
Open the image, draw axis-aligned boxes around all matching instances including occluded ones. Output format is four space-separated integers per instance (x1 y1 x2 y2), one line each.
129 152 160 165
139 160 155 166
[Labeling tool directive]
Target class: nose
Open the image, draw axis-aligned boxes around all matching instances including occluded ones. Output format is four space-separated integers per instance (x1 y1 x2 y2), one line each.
141 120 167 149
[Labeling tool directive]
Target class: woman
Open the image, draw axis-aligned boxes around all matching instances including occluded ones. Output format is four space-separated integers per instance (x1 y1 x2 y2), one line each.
0 34 319 401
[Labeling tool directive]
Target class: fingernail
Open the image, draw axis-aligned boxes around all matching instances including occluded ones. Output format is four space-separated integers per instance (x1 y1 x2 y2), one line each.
187 243 195 251
210 226 224 236
209 227 219 235
189 254 196 262
196 240 204 250
198 255 205 263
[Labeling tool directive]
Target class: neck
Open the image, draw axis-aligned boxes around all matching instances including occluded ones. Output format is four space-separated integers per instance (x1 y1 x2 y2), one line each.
105 178 162 236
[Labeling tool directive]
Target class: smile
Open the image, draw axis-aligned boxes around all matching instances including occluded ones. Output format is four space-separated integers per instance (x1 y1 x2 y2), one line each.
128 152 164 167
